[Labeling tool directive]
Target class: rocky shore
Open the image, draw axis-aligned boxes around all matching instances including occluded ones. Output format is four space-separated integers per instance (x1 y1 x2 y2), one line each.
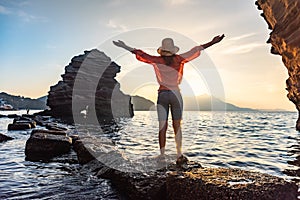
2 113 298 199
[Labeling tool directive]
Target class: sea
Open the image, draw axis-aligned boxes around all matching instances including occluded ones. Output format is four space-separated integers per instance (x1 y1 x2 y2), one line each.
0 110 299 199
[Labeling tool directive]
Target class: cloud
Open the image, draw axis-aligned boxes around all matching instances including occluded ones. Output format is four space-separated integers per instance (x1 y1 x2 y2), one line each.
0 4 46 22
107 19 128 32
0 5 11 14
167 0 192 6
228 33 257 41
223 43 266 55
107 0 123 7
17 10 47 23
18 10 36 22
17 1 31 7
212 33 266 55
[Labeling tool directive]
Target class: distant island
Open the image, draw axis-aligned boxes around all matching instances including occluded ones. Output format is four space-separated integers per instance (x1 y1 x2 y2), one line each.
132 94 256 111
0 92 48 110
0 92 273 112
183 95 255 111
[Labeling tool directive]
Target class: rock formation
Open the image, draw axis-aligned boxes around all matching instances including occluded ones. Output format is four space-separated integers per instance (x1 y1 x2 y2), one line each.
0 133 13 142
25 129 72 161
256 0 300 129
47 49 133 123
7 115 37 131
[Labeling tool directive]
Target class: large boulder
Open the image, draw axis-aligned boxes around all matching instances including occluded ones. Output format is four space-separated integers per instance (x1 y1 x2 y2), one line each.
46 49 134 123
25 129 72 161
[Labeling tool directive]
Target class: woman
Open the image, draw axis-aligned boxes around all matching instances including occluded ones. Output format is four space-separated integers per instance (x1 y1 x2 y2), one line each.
113 34 225 164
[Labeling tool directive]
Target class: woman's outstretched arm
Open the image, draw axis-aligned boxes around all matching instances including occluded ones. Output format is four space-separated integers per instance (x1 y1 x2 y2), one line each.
201 34 225 49
113 40 159 64
179 34 225 63
113 40 134 52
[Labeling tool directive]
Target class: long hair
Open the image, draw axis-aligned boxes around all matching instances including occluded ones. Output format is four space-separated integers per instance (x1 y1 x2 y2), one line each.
162 55 175 66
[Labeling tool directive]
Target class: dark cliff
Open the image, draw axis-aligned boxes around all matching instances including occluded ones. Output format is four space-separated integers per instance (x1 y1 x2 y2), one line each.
256 0 300 129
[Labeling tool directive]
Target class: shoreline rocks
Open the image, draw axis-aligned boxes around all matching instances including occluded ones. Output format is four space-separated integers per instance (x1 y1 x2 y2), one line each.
25 129 72 161
8 123 31 131
0 133 13 142
7 116 37 131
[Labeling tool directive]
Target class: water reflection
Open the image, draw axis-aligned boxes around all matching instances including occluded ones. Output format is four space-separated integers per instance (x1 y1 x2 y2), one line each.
284 139 300 180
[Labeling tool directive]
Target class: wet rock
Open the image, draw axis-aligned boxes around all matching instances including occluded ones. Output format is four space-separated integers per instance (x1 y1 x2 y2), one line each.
73 139 95 164
73 136 117 165
25 129 72 161
45 123 68 131
7 114 19 119
166 167 298 200
7 115 37 131
256 0 300 130
8 123 31 131
0 133 13 142
31 129 67 136
46 49 134 123
283 168 300 177
98 166 167 200
13 117 36 128
21 114 35 119
34 115 52 126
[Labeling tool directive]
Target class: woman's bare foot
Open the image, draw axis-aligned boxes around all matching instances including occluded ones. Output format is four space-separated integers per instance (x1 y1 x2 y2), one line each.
176 155 188 165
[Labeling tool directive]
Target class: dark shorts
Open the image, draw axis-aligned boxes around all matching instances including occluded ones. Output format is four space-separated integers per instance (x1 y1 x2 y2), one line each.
157 90 183 121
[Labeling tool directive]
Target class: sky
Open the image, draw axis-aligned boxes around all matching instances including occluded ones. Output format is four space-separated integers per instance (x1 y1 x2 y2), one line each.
0 0 295 111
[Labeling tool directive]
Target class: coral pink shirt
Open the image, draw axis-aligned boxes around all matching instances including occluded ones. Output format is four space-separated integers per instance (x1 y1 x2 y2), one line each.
132 46 203 91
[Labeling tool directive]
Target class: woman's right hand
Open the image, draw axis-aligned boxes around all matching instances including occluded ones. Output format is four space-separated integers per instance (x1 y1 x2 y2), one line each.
212 34 225 44
113 40 126 48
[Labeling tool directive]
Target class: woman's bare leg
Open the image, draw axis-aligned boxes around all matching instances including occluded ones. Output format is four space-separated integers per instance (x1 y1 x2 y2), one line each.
172 119 182 158
159 120 168 155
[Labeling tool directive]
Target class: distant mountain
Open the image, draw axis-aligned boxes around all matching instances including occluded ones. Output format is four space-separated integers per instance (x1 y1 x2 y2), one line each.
131 94 254 111
37 95 48 104
183 95 255 111
131 96 155 111
0 92 48 110
0 92 254 112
